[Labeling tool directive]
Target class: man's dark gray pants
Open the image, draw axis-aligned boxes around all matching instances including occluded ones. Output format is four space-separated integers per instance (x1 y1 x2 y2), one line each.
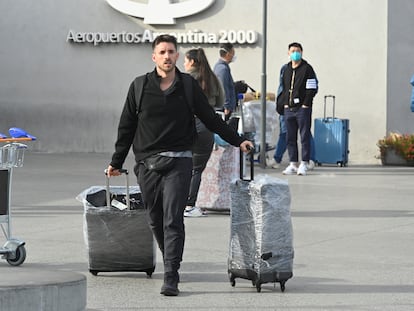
137 157 192 273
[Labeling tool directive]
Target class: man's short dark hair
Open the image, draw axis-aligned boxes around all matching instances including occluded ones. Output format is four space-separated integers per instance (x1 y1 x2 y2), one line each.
219 43 234 57
288 42 303 51
152 34 177 50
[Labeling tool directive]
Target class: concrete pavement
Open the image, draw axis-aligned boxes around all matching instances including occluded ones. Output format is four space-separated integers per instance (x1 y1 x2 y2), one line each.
1 152 414 310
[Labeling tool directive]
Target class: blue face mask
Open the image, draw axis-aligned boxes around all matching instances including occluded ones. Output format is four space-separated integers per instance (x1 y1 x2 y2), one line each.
290 51 302 62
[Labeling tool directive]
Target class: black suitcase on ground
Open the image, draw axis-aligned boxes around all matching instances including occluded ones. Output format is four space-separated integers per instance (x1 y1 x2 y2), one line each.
228 151 294 292
81 169 155 276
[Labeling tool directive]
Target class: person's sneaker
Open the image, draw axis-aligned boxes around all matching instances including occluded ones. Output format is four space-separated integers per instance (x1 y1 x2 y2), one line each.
266 157 276 168
297 162 308 176
266 157 282 169
184 206 207 217
160 271 179 296
271 161 281 169
282 163 298 175
307 160 315 170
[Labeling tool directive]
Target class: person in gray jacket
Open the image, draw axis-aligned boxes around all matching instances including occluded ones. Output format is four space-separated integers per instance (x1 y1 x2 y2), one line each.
213 43 237 120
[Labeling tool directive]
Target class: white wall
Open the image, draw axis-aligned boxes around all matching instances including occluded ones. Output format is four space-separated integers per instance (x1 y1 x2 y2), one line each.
1 0 413 164
387 0 414 134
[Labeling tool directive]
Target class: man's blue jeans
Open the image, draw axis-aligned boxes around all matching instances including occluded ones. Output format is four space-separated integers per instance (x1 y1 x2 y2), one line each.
274 114 315 163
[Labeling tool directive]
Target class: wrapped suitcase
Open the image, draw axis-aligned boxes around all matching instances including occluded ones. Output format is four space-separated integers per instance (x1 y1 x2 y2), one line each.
77 169 156 276
314 95 350 167
196 145 240 212
228 150 294 292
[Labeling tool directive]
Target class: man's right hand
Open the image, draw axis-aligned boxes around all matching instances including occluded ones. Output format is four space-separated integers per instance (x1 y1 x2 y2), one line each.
106 165 121 177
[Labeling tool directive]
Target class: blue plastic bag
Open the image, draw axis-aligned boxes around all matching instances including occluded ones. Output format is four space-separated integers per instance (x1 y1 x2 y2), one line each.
410 75 414 112
214 134 229 147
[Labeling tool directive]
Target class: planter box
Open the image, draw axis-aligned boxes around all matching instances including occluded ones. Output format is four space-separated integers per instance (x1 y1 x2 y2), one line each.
381 148 414 166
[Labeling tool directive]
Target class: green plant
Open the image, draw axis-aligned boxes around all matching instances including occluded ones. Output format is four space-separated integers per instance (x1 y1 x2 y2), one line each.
377 132 414 161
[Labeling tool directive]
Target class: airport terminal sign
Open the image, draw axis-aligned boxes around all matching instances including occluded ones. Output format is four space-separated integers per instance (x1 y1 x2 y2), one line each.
67 29 258 46
67 0 258 46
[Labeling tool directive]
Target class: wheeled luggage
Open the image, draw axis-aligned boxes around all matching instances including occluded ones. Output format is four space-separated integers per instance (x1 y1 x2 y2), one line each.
77 169 155 276
314 95 350 167
197 145 240 212
228 150 294 292
240 99 278 163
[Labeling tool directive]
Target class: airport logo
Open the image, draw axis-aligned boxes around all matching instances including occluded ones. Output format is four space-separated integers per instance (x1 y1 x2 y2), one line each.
106 0 215 25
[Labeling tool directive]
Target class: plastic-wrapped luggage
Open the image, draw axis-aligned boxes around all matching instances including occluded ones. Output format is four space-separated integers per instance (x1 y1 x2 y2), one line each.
241 100 278 150
196 145 240 212
76 171 155 276
228 162 294 292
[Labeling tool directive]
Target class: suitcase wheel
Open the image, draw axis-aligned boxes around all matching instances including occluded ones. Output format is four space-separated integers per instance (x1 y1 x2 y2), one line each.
229 273 236 287
145 269 154 278
90 270 99 276
280 281 286 292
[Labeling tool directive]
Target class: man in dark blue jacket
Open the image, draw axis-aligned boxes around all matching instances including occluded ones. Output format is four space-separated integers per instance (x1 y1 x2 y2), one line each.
276 42 318 176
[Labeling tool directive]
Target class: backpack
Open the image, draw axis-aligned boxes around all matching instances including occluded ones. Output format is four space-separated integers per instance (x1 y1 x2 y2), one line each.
132 72 197 142
133 73 194 114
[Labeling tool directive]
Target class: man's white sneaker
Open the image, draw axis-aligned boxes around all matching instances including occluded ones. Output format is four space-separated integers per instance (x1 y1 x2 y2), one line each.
184 206 207 217
297 162 308 176
282 164 298 175
307 160 315 170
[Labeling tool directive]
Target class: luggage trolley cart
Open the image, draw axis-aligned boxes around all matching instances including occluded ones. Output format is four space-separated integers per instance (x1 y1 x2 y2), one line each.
0 137 34 266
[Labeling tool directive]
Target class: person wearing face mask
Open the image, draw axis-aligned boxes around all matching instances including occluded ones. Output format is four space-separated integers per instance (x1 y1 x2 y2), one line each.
275 42 318 176
213 43 237 120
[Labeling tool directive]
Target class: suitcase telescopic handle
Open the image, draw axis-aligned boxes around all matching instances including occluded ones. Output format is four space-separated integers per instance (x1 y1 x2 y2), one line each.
239 145 254 181
324 95 336 120
104 168 130 209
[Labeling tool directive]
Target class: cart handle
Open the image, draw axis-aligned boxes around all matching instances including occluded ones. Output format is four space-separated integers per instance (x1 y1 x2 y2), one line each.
0 137 35 143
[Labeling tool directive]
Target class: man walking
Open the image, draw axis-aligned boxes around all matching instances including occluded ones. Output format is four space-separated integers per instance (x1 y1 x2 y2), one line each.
106 35 253 296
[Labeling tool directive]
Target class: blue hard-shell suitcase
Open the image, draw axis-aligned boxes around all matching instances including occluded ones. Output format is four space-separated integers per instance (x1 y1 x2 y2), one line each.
314 95 350 167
